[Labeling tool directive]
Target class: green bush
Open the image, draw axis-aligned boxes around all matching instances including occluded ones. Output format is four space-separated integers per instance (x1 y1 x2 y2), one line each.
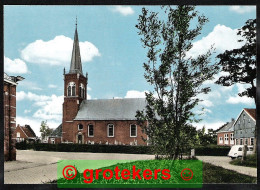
15 142 153 154
16 141 34 150
230 154 257 168
194 145 230 156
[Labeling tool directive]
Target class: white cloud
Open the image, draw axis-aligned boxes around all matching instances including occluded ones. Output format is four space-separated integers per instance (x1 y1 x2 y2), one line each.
19 80 42 91
226 95 254 105
24 109 31 114
229 6 255 14
4 56 28 74
48 84 57 88
111 6 134 16
187 24 244 58
124 90 147 98
194 121 226 131
21 35 100 66
16 116 60 137
197 90 221 107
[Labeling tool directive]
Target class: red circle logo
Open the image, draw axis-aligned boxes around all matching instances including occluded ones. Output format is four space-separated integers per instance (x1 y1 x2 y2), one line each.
62 165 77 180
181 168 193 181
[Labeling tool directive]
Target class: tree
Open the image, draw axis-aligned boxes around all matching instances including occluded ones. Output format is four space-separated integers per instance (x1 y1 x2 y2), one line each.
40 121 53 140
135 6 219 159
215 19 256 104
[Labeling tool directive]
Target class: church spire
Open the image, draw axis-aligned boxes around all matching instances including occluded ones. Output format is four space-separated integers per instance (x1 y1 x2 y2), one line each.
69 17 83 74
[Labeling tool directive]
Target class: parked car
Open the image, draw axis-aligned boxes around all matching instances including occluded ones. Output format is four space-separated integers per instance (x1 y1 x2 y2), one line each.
228 145 254 159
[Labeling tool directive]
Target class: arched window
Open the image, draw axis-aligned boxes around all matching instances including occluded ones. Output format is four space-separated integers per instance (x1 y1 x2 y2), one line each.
79 83 84 98
67 82 76 97
68 86 71 96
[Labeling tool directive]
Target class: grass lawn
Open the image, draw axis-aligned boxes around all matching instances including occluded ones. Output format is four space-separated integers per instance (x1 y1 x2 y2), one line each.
203 162 256 183
229 154 257 168
52 160 256 185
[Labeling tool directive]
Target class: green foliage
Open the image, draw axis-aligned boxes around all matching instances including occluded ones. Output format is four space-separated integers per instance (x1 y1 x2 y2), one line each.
15 143 153 154
230 154 257 168
197 127 217 146
135 6 219 159
203 162 256 183
194 145 230 156
215 19 256 104
40 120 54 139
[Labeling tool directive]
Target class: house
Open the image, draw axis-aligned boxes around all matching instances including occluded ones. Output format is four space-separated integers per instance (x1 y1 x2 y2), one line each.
233 108 256 146
4 72 24 161
13 124 37 143
62 21 147 145
48 124 62 144
216 118 235 146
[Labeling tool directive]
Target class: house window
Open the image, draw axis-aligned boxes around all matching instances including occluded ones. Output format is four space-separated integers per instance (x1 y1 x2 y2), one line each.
235 139 238 145
78 124 83 130
107 124 114 137
245 138 248 145
251 138 254 145
17 132 20 138
224 134 229 144
130 124 137 137
230 134 234 144
67 82 76 96
240 138 243 145
248 119 250 125
219 137 223 144
88 124 94 137
238 120 240 128
51 138 55 144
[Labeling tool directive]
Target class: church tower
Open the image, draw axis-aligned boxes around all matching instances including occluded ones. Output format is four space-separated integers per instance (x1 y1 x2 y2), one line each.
62 19 88 129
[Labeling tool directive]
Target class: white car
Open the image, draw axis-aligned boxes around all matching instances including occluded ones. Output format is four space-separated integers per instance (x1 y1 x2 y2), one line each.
228 145 254 159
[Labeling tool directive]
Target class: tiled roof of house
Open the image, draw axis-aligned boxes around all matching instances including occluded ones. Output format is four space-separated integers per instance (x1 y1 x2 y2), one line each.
244 108 256 120
75 98 146 120
216 119 235 133
21 125 36 138
49 124 62 137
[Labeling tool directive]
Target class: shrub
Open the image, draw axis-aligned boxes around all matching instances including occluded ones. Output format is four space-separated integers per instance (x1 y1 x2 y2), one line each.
230 154 257 168
15 142 153 154
194 145 230 156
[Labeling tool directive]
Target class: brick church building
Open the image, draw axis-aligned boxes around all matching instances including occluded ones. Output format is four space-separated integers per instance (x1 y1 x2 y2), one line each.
4 72 24 161
62 23 147 145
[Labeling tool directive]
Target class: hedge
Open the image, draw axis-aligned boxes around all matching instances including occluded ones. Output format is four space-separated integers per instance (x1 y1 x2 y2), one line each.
194 145 231 156
16 142 153 154
16 142 230 156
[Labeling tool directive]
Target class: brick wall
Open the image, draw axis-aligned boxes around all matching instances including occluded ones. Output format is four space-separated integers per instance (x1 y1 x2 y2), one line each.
217 132 234 146
4 83 17 161
62 120 147 145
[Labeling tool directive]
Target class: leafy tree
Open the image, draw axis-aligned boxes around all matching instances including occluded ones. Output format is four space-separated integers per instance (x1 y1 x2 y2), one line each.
197 127 217 146
215 19 256 104
136 6 219 159
40 121 53 140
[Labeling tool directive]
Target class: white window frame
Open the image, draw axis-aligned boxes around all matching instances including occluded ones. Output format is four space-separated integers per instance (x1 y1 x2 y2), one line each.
130 124 137 137
51 138 55 144
224 134 229 144
78 124 83 130
107 124 114 137
88 124 94 137
67 82 76 97
230 133 234 144
240 138 243 145
250 137 254 145
219 137 223 144
17 132 20 138
245 138 248 145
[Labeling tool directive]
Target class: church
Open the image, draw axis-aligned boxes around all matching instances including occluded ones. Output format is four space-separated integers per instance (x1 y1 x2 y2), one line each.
61 23 147 145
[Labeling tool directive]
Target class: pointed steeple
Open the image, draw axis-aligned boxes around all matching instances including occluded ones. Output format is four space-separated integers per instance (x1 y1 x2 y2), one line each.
69 17 83 74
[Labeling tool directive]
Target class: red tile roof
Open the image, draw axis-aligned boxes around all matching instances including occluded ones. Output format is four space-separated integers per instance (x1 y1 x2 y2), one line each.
21 125 36 138
244 108 256 120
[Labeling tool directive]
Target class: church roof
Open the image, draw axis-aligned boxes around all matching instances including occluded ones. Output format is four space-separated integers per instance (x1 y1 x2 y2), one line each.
69 21 83 75
74 98 146 120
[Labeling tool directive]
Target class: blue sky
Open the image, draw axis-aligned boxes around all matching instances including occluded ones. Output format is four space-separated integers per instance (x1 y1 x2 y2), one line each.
4 6 256 136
